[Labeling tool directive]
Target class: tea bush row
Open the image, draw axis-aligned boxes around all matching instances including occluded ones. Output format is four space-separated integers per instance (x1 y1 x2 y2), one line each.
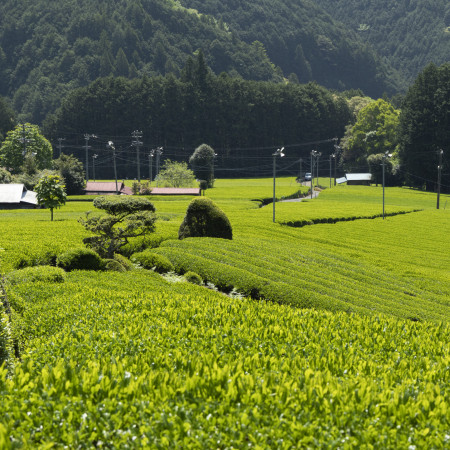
1 270 449 447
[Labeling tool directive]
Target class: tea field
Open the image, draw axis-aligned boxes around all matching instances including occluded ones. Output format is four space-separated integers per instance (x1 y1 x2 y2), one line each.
0 179 449 447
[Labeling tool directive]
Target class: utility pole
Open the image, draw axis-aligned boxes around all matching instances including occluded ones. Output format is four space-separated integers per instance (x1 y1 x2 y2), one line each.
333 138 341 186
272 147 285 223
299 158 303 180
310 151 314 199
57 138 65 157
131 130 143 182
84 134 97 181
148 149 155 184
107 141 118 194
316 151 321 187
437 149 444 209
382 151 392 219
92 154 98 182
154 147 163 186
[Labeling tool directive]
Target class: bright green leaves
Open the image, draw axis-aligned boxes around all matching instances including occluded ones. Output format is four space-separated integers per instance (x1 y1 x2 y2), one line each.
35 174 67 221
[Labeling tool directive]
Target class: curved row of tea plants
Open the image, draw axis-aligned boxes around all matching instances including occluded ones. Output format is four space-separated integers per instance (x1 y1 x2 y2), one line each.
1 271 449 447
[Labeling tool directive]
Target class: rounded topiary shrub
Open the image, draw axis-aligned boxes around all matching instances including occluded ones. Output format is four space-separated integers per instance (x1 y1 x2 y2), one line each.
131 250 174 274
103 259 127 272
113 253 134 271
56 248 103 272
6 266 66 285
184 271 203 285
178 197 232 240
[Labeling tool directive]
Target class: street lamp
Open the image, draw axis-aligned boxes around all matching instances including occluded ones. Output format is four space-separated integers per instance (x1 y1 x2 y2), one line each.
272 147 285 223
310 150 321 197
84 134 97 182
92 154 98 182
107 141 118 195
148 150 154 184
382 151 392 219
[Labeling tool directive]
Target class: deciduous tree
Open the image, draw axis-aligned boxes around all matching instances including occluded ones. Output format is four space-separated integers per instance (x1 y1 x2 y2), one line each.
35 174 67 221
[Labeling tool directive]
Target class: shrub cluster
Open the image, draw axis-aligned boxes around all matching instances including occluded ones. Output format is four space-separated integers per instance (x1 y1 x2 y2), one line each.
56 248 103 272
6 266 66 285
178 198 232 240
131 250 174 273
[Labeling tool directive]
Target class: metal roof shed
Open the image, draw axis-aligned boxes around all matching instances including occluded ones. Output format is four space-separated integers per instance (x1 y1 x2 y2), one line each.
345 173 372 186
0 184 38 209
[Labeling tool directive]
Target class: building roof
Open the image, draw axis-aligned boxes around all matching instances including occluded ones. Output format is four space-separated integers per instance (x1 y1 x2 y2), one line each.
150 187 201 195
345 173 372 181
85 181 132 195
0 184 38 205
336 177 347 185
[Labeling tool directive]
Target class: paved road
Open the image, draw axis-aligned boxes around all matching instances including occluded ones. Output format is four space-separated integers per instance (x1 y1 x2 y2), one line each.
281 182 320 202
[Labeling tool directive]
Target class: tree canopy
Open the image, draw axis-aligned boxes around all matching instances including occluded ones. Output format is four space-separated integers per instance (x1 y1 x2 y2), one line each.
341 99 400 172
79 196 157 259
189 144 215 188
0 123 52 174
35 174 67 221
398 63 450 192
156 159 196 188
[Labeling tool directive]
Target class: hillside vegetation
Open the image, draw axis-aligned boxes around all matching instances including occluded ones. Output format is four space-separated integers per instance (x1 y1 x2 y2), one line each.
1 180 449 446
315 0 450 88
0 0 397 123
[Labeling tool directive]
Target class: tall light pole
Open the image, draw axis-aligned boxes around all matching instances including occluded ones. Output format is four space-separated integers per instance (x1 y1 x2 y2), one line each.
84 134 97 181
92 154 98 182
272 147 285 223
107 141 118 195
382 151 392 219
132 130 143 182
333 139 341 186
154 147 163 186
437 149 444 209
148 150 155 184
58 138 65 157
310 150 321 196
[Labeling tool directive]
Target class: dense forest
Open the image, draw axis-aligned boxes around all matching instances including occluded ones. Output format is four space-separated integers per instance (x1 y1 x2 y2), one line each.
0 0 398 124
314 0 450 87
44 54 351 180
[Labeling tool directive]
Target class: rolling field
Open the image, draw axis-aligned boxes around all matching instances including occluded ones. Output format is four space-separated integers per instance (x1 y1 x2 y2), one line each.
1 179 449 447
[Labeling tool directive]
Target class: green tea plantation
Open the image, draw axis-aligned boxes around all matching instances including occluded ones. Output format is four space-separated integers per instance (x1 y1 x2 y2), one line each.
0 179 449 448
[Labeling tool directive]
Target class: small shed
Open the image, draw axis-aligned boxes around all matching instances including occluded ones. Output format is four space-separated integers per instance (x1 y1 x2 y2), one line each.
85 181 132 195
345 173 372 186
0 184 38 209
150 187 201 196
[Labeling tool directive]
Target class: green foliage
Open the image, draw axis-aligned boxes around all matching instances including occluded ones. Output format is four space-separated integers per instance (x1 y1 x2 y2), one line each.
56 248 103 272
0 124 52 174
103 259 127 273
179 197 232 240
156 159 196 188
6 266 66 285
398 62 450 192
0 167 11 183
0 96 15 142
0 308 14 375
189 144 215 188
48 75 351 180
35 174 67 221
52 153 85 195
131 250 174 273
315 0 450 89
79 196 157 259
342 99 400 172
112 253 134 271
184 271 203 285
1 270 449 446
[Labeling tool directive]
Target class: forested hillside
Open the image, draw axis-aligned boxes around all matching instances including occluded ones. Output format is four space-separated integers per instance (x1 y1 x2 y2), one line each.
314 0 450 88
0 0 396 124
178 0 398 95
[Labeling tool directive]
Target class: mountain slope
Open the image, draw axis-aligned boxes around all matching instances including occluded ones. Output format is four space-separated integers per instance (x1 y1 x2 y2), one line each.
0 0 398 123
314 0 450 87
179 0 400 95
